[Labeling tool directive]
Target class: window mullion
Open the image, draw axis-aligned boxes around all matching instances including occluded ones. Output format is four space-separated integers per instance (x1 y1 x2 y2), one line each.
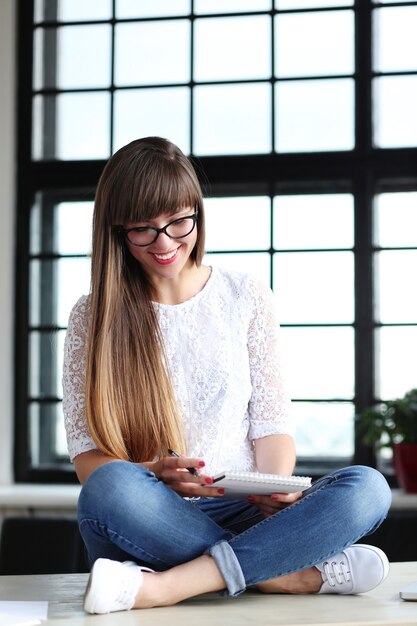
42 1 58 158
354 172 376 467
355 0 373 155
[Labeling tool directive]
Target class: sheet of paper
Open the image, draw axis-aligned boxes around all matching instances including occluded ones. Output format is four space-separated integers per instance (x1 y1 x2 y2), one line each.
0 601 48 626
0 617 41 626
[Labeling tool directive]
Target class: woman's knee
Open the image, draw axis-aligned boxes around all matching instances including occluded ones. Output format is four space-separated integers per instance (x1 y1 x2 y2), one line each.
340 465 392 521
352 465 391 502
78 461 156 520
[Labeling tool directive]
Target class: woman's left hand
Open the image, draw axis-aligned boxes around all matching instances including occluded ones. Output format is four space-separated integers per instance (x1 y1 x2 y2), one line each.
247 491 303 517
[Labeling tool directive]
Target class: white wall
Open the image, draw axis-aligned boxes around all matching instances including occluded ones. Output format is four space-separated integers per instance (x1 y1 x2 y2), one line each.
0 0 16 485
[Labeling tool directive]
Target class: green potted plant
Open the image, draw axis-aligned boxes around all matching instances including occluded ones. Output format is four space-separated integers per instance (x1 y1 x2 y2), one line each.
357 388 417 493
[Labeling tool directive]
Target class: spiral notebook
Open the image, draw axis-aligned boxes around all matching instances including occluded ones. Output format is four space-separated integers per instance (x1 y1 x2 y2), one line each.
210 471 312 499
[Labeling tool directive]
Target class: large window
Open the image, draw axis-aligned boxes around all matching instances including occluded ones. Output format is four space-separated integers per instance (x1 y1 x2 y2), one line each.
15 0 417 481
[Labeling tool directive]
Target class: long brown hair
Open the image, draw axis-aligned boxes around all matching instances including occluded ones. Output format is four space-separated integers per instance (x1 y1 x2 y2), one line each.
86 137 205 462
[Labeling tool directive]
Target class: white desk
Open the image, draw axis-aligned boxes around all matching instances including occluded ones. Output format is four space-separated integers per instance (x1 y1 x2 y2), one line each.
1 562 417 626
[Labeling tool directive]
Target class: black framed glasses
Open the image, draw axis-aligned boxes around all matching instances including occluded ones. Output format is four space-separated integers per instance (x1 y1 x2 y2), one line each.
117 210 199 247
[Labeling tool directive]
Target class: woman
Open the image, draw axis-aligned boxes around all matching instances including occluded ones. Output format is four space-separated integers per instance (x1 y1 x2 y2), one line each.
63 137 391 614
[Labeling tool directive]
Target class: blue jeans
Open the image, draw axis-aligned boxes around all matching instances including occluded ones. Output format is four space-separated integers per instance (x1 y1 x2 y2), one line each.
77 462 391 597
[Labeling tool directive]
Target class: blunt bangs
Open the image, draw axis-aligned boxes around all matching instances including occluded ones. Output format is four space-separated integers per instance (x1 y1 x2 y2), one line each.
109 148 202 226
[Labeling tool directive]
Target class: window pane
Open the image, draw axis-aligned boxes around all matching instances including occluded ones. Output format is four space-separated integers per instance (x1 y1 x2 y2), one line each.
59 0 111 20
377 327 417 399
281 327 354 399
294 402 354 458
116 0 190 18
274 194 354 249
57 93 110 159
375 251 417 324
195 0 272 13
56 202 94 254
115 21 190 86
277 0 352 8
32 95 44 159
375 192 417 248
30 196 49 255
205 197 270 251
274 252 354 324
58 259 91 327
57 25 111 89
33 93 110 160
114 88 190 155
34 26 111 90
29 402 68 466
35 0 112 21
30 200 93 255
194 83 271 155
275 78 354 152
204 252 270 284
33 29 43 91
34 0 42 22
374 7 417 72
30 258 91 327
275 11 354 78
29 331 63 397
29 260 45 325
194 16 271 81
374 76 417 148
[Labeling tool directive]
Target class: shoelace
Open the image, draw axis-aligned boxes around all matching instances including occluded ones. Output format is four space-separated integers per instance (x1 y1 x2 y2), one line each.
322 559 351 587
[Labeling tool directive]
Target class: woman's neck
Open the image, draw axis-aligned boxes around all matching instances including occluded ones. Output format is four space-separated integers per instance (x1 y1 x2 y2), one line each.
151 263 212 305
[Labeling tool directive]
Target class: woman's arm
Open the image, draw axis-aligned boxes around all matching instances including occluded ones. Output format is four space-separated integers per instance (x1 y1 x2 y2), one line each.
252 434 301 517
246 277 295 445
63 297 102 465
74 449 225 499
254 434 296 476
74 449 119 484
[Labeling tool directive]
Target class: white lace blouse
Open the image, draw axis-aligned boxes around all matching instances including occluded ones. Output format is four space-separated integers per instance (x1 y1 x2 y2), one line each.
62 266 294 474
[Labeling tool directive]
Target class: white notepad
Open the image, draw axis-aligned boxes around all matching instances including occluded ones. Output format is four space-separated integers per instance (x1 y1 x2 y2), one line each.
210 471 312 499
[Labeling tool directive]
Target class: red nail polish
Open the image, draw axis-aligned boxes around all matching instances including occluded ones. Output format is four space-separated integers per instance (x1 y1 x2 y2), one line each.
204 477 213 484
199 461 205 467
217 488 225 495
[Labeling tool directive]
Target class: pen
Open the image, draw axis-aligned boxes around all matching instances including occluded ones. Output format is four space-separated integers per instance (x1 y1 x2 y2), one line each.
168 449 201 478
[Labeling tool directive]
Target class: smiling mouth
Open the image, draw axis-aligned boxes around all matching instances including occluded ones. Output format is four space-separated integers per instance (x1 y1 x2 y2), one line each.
151 247 180 263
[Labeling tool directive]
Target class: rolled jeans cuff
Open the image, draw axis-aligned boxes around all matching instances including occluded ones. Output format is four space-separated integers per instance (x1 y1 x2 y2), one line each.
206 539 246 597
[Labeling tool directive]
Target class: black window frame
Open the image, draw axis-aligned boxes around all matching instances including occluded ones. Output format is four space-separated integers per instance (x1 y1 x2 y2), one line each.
15 0 417 483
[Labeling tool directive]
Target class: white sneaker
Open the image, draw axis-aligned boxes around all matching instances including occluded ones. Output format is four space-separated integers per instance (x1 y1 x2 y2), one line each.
84 558 154 614
317 544 389 595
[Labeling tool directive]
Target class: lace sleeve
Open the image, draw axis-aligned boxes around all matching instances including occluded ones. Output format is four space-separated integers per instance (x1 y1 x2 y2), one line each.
246 276 295 440
62 296 98 461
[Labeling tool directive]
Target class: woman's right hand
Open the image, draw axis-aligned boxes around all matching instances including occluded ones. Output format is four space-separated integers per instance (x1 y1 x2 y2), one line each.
143 455 225 498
